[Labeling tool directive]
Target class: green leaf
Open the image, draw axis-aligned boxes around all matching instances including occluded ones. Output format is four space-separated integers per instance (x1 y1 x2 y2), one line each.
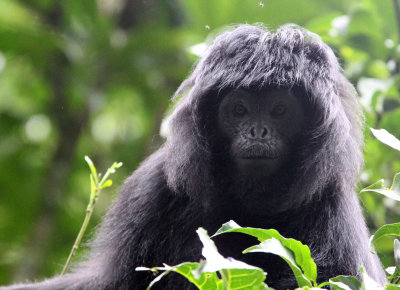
319 275 361 290
136 228 267 289
137 263 221 290
370 223 400 247
177 263 222 290
361 173 400 201
196 228 267 289
219 268 267 289
361 189 400 201
138 262 217 290
370 128 400 152
386 284 400 289
244 238 311 287
361 179 385 191
214 221 317 285
101 180 113 188
85 156 99 184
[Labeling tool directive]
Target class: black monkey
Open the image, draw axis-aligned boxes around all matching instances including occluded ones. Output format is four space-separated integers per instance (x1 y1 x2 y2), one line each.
1 24 386 290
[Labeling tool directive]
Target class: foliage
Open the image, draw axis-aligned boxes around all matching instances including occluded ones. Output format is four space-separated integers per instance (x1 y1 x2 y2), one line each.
136 130 400 289
136 223 380 289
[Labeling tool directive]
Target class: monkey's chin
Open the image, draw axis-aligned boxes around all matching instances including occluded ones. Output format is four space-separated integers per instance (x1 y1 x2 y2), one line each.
235 157 283 177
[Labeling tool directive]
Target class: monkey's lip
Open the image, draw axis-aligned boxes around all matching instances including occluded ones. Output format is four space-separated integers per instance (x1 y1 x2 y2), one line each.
238 156 277 160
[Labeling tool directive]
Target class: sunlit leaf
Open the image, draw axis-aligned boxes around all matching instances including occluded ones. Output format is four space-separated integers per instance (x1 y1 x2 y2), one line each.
370 128 400 152
362 173 400 201
386 266 396 276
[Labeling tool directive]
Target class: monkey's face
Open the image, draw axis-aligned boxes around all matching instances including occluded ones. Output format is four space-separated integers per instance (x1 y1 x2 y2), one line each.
217 87 306 177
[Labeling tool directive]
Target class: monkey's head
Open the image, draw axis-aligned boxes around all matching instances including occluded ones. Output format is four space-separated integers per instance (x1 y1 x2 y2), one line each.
165 24 363 213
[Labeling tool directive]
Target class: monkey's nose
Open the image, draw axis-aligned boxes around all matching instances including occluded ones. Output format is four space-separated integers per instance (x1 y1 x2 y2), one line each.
249 126 268 139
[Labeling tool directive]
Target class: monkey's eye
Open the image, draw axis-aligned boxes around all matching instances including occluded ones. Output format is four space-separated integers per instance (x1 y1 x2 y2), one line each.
233 104 247 116
271 104 286 116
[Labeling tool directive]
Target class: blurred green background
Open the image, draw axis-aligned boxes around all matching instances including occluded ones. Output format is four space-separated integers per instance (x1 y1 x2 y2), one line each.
0 0 399 285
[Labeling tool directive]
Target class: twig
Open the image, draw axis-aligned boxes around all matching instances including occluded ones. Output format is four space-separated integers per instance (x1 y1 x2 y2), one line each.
61 157 122 275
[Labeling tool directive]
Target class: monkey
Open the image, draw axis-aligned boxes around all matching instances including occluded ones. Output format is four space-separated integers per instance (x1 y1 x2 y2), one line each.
1 24 386 290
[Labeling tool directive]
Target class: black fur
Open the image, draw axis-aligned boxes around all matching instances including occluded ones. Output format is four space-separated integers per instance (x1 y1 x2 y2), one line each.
1 24 386 290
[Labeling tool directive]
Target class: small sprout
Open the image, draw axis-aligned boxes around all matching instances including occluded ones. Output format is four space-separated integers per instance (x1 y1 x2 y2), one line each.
102 180 113 188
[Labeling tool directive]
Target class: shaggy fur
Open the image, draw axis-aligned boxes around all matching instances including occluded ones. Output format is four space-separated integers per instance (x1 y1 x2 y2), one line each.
1 24 386 290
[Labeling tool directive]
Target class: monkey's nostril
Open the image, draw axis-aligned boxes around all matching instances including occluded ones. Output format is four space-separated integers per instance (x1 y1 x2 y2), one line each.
250 127 256 137
261 128 267 138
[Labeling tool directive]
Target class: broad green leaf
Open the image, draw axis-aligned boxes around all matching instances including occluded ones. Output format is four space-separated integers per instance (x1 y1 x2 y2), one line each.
370 128 400 152
214 221 317 284
244 238 311 287
177 263 222 290
386 284 400 289
319 275 361 290
370 223 400 247
219 268 267 290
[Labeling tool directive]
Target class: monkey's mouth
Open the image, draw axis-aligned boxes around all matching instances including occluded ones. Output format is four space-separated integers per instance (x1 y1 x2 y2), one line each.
239 155 277 160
